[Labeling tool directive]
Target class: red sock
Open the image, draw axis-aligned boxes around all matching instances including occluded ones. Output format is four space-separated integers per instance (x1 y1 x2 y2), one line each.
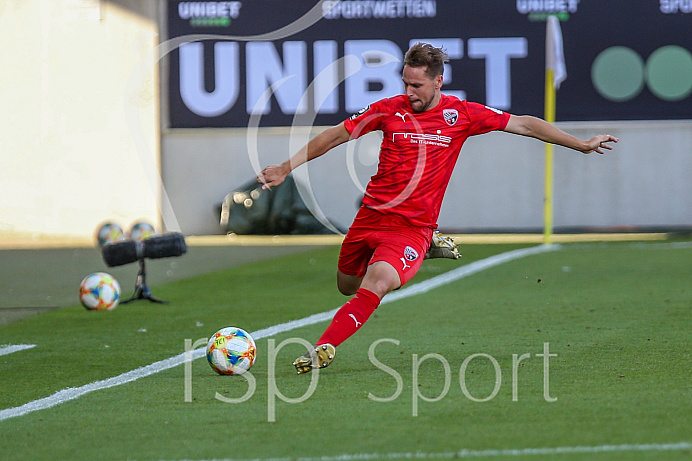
317 288 381 347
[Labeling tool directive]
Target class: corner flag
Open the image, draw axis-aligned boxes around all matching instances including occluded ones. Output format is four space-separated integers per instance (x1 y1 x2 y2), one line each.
546 15 567 90
543 15 566 244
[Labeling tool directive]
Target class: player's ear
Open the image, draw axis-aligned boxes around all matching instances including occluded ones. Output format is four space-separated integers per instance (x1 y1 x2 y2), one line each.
434 74 443 89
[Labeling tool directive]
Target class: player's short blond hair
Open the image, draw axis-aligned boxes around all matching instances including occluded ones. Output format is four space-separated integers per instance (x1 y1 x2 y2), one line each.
404 42 449 79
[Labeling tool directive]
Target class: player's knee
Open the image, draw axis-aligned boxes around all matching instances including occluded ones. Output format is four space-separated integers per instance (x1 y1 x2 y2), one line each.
361 262 401 297
368 279 396 298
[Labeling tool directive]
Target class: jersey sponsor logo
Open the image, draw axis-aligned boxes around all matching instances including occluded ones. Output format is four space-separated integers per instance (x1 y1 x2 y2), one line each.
443 108 458 126
403 246 419 261
392 132 452 147
484 105 504 115
350 105 371 119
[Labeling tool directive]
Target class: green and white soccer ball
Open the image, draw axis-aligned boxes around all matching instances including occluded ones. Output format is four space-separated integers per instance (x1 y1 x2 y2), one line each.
79 272 121 311
206 327 257 375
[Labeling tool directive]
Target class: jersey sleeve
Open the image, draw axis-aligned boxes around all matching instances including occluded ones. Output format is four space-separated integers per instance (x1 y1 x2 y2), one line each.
343 99 389 139
465 101 511 136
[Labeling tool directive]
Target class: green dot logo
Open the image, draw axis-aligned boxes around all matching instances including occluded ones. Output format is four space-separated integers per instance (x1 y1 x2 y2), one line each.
592 46 692 102
646 46 692 101
592 47 645 102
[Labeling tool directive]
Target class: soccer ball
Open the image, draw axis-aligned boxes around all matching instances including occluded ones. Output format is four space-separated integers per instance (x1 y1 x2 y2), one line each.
79 272 121 311
96 222 125 247
129 221 156 242
206 327 257 375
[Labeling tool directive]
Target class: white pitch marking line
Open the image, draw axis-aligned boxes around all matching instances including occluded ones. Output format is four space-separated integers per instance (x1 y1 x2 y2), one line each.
0 244 558 422
161 442 692 460
0 344 36 357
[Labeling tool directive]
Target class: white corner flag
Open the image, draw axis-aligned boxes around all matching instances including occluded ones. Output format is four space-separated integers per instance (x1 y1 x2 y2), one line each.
546 15 567 89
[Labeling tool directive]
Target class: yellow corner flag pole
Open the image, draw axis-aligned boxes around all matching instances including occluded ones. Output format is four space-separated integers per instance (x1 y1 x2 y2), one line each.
544 15 566 244
544 69 556 244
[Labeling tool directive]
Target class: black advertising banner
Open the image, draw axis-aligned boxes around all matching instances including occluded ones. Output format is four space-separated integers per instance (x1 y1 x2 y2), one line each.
165 1 692 128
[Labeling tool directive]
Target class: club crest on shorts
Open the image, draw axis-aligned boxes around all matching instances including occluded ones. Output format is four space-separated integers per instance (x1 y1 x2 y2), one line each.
443 109 458 126
403 246 419 261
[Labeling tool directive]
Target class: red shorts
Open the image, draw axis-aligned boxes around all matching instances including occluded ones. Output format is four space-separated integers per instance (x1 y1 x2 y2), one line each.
338 206 434 287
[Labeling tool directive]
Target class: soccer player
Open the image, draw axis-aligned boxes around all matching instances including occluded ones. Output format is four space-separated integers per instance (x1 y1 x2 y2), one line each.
257 42 618 374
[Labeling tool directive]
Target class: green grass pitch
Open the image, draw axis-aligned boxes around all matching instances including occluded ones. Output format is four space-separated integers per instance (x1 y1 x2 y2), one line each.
0 241 690 460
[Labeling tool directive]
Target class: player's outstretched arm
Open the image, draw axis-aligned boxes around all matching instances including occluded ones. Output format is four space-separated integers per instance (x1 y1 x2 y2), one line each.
504 115 618 154
257 122 351 189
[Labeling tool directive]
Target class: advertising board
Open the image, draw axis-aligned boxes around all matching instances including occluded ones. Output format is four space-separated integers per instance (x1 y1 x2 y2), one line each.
166 1 692 127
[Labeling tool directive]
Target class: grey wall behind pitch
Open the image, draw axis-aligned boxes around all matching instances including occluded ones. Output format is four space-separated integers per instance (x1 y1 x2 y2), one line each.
161 120 692 235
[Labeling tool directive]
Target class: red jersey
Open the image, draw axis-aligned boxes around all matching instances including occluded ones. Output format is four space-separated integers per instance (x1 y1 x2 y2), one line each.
343 94 510 228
